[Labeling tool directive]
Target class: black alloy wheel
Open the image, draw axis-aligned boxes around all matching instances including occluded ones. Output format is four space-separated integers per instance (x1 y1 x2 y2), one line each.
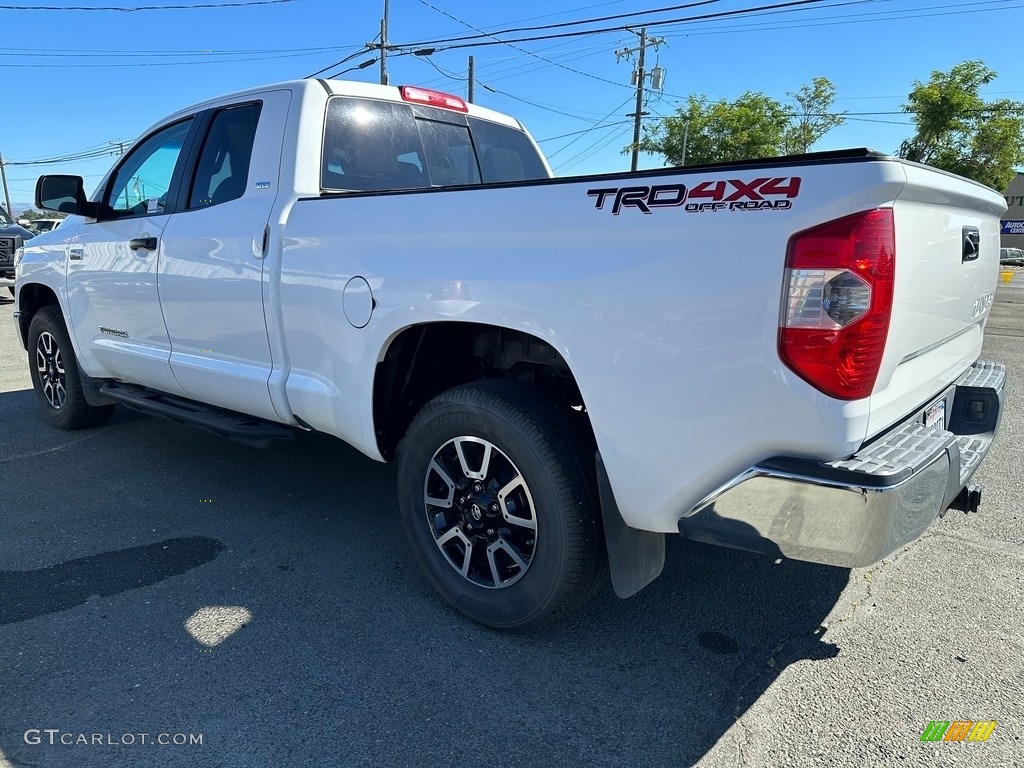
397 380 606 630
27 306 115 430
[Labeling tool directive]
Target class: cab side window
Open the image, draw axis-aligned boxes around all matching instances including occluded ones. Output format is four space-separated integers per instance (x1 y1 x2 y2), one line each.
105 118 193 218
188 103 262 209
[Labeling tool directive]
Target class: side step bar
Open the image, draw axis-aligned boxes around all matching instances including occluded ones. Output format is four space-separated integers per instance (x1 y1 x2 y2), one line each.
100 382 296 448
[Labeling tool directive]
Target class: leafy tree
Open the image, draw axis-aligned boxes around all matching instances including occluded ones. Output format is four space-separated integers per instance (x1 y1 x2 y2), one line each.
638 92 791 166
17 209 65 221
638 78 844 166
784 77 846 154
898 60 1024 191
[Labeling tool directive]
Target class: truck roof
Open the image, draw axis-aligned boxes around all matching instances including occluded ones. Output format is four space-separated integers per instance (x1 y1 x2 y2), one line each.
159 78 525 133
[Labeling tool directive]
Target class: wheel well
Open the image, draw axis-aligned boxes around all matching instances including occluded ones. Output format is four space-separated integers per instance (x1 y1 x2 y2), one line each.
15 283 60 346
373 322 589 459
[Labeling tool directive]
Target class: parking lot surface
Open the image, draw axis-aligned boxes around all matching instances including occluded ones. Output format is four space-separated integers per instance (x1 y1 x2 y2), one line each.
0 283 1021 768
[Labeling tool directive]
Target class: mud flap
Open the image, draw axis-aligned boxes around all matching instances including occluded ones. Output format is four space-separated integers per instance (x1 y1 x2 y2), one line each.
596 452 665 598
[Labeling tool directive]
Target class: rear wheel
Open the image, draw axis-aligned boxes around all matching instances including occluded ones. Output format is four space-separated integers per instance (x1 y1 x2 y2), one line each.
28 306 115 430
396 380 605 630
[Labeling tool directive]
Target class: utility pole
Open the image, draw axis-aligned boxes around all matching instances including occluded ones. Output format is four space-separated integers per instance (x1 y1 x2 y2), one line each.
379 0 390 85
0 153 13 222
616 28 665 172
467 55 475 103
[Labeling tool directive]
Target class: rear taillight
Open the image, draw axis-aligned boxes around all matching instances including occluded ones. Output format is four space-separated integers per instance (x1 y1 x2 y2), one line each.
779 208 895 400
399 85 469 113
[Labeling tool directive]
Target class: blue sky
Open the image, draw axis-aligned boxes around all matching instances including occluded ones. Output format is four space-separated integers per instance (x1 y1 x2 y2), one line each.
2 0 1022 211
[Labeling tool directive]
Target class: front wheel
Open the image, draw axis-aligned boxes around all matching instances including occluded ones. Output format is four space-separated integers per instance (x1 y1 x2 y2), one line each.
27 306 115 430
396 380 606 630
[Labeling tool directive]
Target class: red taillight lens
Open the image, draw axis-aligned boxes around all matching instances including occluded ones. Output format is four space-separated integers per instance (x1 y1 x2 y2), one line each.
399 85 469 113
779 208 895 400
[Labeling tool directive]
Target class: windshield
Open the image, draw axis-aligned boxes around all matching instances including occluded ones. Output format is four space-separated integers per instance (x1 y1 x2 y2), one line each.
0 208 10 226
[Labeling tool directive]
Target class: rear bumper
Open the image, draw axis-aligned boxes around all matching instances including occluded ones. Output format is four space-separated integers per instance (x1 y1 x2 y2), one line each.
678 360 1005 568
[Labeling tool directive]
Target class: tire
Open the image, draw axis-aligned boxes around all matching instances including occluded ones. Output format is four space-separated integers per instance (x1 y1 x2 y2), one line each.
27 306 115 430
396 379 606 630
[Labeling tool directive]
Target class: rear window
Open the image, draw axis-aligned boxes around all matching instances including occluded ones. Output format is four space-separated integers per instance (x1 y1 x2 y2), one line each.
321 96 547 192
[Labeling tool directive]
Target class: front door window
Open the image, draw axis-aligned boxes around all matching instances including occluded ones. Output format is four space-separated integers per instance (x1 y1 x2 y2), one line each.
105 118 193 218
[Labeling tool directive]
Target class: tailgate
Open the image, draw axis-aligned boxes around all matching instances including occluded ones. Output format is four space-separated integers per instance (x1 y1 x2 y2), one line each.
868 162 1007 437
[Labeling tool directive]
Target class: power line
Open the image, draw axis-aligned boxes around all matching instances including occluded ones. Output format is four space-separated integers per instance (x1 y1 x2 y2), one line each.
479 84 627 122
398 0 829 51
456 40 625 93
5 145 129 167
307 47 374 79
656 0 1021 36
536 122 634 143
0 49 347 68
411 0 725 47
0 0 296 10
11 141 123 163
322 58 378 80
396 0 1022 56
0 44 360 58
555 123 634 173
416 0 634 90
546 95 637 159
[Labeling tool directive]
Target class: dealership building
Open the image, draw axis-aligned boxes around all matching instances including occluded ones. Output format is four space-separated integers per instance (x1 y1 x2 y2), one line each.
1003 172 1024 249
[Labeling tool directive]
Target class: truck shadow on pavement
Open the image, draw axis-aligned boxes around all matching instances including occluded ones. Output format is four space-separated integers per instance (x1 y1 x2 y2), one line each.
0 400 849 768
0 538 225 626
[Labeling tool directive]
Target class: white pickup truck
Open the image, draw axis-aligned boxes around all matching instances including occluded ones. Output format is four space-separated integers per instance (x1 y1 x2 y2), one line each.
13 79 1006 630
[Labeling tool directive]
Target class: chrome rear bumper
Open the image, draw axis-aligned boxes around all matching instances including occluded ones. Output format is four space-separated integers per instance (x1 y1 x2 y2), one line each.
677 360 1005 568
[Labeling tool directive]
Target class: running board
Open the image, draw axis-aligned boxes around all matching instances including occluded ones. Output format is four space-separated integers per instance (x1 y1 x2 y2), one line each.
99 382 296 448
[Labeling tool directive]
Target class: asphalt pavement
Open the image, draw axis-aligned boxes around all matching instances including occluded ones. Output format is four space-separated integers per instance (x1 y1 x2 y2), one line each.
0 280 1021 768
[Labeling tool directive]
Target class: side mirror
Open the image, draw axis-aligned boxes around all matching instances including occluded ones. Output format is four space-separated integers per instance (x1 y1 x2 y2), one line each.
35 175 99 219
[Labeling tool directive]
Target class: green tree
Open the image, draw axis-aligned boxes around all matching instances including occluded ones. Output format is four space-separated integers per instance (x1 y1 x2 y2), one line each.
898 60 1024 191
639 92 791 166
17 209 66 222
638 78 844 166
784 77 846 154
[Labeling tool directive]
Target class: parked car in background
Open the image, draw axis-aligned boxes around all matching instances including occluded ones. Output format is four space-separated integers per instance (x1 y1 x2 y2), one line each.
28 218 65 234
0 207 35 296
1000 247 1024 266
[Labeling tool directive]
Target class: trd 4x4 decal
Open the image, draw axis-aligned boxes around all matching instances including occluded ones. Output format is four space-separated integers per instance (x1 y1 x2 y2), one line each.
588 177 802 215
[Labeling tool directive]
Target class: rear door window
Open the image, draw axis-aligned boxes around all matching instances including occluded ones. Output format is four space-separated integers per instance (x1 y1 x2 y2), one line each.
321 96 547 192
188 102 262 209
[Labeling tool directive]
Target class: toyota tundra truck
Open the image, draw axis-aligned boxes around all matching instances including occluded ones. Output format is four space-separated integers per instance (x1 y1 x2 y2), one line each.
12 78 1006 629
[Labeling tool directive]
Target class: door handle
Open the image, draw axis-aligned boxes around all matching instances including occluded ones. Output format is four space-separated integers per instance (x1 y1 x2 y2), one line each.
69 248 84 261
129 236 158 252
